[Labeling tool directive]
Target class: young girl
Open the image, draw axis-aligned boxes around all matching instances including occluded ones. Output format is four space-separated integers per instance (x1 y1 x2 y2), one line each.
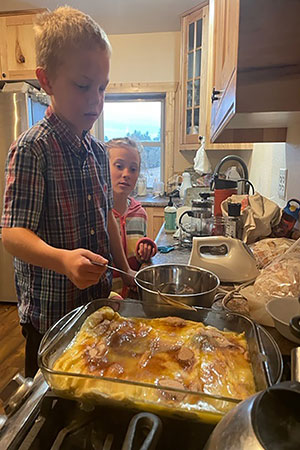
106 138 157 297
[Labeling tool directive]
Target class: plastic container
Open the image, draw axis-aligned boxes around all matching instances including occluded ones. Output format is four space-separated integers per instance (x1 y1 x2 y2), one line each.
164 197 177 233
273 199 300 237
39 299 283 425
179 172 192 200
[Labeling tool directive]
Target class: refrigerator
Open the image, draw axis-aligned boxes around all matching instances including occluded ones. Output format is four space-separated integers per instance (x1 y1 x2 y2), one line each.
0 82 49 302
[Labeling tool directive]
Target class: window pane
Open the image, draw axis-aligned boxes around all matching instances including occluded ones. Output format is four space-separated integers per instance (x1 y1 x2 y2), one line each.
186 109 192 135
194 108 199 131
104 101 161 142
196 19 203 47
194 79 200 106
188 23 194 51
195 49 202 78
188 52 194 80
140 146 161 188
103 99 163 187
187 81 193 108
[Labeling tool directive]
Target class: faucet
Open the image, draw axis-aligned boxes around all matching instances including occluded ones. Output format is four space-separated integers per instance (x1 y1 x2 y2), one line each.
213 155 249 194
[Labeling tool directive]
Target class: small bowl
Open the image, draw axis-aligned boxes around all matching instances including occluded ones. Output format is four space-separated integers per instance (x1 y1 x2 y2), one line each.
266 297 300 344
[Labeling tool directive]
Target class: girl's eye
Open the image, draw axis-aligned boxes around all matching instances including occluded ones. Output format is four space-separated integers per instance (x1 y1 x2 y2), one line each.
131 167 138 173
115 163 123 170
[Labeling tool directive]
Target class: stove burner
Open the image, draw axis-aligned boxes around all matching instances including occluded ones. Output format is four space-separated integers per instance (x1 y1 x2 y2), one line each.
15 393 214 450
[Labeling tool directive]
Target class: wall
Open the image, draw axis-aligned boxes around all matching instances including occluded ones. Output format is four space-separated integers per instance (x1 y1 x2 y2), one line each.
248 123 300 208
108 32 180 83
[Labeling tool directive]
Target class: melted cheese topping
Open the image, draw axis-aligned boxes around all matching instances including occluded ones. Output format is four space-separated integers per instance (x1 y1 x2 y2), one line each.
51 307 256 420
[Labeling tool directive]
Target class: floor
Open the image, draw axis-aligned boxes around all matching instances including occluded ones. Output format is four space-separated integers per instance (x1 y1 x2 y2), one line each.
0 303 25 406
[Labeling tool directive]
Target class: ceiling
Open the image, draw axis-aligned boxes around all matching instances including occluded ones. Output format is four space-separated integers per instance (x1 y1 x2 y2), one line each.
0 0 202 34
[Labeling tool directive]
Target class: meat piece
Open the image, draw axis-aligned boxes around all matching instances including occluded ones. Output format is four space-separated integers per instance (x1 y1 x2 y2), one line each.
95 319 111 336
158 378 186 402
177 347 194 362
85 342 107 360
86 307 115 330
194 327 245 352
162 317 187 328
151 338 182 353
139 350 151 368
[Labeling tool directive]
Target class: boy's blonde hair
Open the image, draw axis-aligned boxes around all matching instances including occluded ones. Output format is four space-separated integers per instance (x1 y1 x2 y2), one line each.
34 6 111 76
106 138 142 168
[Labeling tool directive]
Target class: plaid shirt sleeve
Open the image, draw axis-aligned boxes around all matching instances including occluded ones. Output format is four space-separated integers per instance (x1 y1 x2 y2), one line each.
1 141 45 231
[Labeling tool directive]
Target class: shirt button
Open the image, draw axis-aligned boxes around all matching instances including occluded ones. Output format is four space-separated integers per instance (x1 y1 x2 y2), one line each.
90 228 95 235
88 194 92 201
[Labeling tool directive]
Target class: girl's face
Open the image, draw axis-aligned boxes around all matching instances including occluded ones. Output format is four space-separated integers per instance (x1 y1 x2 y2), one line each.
109 146 140 196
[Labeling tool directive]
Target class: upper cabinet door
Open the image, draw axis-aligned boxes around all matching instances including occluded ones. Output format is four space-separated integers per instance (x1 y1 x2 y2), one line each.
179 6 208 147
179 2 252 151
0 11 45 81
210 0 239 142
210 0 300 144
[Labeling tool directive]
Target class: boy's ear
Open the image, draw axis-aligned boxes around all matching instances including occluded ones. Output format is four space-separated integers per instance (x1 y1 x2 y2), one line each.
36 67 53 95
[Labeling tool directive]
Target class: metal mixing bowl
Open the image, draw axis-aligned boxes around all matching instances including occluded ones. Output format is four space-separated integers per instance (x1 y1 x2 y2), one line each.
135 264 220 309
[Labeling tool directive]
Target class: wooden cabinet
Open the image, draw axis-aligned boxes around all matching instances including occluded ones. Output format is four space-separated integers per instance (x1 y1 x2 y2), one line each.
179 2 252 151
179 5 208 149
144 206 165 241
0 10 45 81
210 0 300 143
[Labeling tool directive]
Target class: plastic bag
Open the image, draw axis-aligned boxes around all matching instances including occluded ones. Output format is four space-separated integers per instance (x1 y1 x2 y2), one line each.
250 237 295 269
193 137 211 175
239 237 300 326
253 237 300 299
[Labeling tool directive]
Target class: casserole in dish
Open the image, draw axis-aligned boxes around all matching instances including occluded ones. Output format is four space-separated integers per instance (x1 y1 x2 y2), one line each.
38 299 282 424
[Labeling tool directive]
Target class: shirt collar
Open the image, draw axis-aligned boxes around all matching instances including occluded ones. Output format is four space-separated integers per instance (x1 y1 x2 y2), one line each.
45 106 92 149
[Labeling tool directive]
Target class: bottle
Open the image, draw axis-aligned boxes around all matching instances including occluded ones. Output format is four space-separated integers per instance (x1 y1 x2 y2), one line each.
137 175 147 196
273 199 300 237
179 172 192 200
164 197 177 234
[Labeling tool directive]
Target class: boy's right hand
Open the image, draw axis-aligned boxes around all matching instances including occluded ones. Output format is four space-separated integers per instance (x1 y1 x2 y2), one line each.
62 249 108 289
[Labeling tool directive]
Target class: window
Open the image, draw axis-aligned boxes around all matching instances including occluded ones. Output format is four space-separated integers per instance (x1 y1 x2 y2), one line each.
101 93 165 188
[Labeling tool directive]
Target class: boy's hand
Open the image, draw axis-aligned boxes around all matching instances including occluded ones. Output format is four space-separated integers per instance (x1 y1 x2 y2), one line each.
62 249 108 289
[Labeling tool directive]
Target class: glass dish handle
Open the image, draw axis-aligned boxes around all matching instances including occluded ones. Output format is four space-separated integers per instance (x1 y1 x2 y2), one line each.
38 305 86 356
255 324 283 386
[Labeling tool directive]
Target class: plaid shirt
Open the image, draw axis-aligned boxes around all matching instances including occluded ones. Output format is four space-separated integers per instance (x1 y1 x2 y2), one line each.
1 107 113 333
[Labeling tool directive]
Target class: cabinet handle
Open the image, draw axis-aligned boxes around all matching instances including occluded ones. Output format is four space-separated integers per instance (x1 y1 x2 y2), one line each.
211 87 223 103
198 135 203 142
2 72 6 78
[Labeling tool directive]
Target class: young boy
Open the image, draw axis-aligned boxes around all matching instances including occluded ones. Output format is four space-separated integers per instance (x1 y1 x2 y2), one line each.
1 7 134 377
106 138 157 297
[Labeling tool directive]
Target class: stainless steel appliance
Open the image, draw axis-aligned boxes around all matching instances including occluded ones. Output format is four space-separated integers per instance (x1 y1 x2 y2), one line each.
204 347 300 450
0 82 49 302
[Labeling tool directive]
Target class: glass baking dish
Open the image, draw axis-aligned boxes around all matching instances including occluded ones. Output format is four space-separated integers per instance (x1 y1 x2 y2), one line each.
38 299 283 424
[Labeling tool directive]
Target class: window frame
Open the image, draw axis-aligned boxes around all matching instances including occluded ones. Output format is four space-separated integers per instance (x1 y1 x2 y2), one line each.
95 82 178 187
101 93 165 184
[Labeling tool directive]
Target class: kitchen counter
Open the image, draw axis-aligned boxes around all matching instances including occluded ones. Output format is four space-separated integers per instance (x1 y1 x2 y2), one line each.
152 224 298 357
152 223 190 265
134 194 181 208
